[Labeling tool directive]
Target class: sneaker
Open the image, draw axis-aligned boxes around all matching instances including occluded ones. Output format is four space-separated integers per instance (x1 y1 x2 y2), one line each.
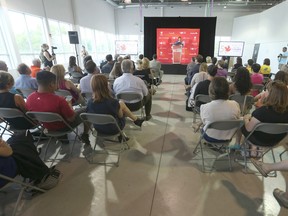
80 133 90 145
118 134 130 143
228 144 242 150
145 115 152 121
134 118 145 127
273 188 288 208
82 144 93 157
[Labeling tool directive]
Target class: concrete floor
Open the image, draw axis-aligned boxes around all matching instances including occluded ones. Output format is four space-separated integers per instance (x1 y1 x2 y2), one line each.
1 75 288 216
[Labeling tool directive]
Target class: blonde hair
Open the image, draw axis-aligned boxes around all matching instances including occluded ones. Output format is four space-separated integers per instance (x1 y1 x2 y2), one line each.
142 57 150 69
199 62 208 72
50 64 66 87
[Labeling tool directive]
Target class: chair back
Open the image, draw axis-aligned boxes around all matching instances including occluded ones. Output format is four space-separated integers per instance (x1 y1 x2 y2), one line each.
205 120 244 132
80 113 117 125
17 89 35 98
229 94 254 115
116 92 142 103
55 89 72 98
26 112 64 124
195 94 211 105
252 84 264 92
0 108 27 119
253 123 288 135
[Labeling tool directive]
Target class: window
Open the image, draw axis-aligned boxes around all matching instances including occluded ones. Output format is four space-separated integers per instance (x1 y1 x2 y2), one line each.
48 19 74 66
95 30 115 64
9 11 47 65
0 25 12 68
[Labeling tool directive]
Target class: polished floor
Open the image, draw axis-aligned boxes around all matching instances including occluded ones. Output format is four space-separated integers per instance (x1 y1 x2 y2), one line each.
1 75 288 216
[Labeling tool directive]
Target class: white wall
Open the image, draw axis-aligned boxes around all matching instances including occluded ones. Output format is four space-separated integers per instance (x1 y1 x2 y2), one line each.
232 1 288 73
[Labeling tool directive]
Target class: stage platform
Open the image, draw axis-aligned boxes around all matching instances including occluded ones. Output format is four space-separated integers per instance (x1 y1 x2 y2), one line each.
161 64 187 75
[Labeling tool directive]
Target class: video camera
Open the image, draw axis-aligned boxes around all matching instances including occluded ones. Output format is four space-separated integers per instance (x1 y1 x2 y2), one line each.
51 46 57 55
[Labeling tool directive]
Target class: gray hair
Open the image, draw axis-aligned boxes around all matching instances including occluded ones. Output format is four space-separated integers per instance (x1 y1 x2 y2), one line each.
121 59 133 73
0 60 8 71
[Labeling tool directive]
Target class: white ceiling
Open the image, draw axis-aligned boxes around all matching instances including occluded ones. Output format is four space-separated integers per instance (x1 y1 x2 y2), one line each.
106 0 285 11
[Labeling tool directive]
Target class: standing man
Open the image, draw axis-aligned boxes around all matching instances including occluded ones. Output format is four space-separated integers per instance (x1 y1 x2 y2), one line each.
278 47 288 70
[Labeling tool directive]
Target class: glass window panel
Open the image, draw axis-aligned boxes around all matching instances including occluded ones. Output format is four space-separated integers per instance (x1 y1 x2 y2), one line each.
9 11 30 53
26 15 46 53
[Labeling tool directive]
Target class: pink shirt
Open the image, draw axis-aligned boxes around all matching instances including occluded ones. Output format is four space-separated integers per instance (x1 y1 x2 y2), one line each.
251 73 264 97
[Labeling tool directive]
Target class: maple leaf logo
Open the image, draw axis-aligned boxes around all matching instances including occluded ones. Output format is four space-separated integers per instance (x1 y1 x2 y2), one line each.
225 45 231 52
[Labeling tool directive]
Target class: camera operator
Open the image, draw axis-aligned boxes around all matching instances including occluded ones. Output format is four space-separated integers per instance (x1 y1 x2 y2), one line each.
39 43 56 67
278 46 288 70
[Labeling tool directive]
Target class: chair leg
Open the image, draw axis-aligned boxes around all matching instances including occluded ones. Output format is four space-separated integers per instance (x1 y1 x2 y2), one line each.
199 141 205 172
280 149 287 161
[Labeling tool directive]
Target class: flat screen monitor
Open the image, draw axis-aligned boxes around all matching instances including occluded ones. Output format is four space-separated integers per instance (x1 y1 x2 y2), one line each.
156 28 200 64
115 40 138 55
218 41 245 57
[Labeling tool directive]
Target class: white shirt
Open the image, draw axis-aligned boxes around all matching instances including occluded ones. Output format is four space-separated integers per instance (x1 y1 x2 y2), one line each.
200 100 241 140
113 73 148 102
79 74 93 93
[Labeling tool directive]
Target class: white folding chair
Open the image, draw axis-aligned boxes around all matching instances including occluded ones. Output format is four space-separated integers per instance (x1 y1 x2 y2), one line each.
26 112 82 165
193 94 211 123
229 94 254 116
116 92 144 118
193 120 244 172
80 113 129 167
17 89 36 99
0 108 37 137
241 123 288 176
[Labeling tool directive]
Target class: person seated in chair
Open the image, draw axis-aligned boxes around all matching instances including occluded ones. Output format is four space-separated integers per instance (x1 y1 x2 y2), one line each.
51 64 86 106
113 59 152 121
237 80 288 156
79 60 99 94
0 133 59 189
67 56 83 80
134 57 153 87
0 72 35 130
14 63 38 90
26 71 90 146
101 54 114 75
87 74 145 135
200 77 241 142
150 54 163 84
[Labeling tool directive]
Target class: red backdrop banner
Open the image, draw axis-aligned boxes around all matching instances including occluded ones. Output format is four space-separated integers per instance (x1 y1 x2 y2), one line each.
156 28 200 64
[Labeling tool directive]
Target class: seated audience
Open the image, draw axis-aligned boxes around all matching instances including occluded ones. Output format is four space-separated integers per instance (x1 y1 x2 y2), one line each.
229 67 252 96
232 57 243 70
101 54 114 74
207 57 217 72
113 59 152 121
138 54 144 60
216 60 228 78
254 70 288 108
251 158 288 208
30 58 42 78
51 64 85 106
109 56 123 79
0 133 59 189
187 63 208 109
14 63 38 90
83 55 100 74
193 66 217 107
87 74 145 135
200 77 241 142
79 60 99 94
238 80 288 156
26 71 90 145
260 58 271 77
250 63 264 96
185 54 203 85
0 72 35 129
246 59 254 74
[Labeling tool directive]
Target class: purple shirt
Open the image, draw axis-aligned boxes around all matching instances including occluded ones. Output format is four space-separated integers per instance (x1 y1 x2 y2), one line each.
216 68 228 78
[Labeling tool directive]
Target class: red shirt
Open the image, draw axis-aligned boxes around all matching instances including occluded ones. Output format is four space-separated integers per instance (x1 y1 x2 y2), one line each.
30 66 41 78
26 92 75 130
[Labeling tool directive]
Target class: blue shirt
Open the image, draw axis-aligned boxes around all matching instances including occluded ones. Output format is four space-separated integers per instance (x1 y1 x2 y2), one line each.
14 74 38 90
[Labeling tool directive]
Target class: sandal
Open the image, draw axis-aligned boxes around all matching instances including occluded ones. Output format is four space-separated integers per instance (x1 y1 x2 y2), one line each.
273 188 288 209
250 158 269 177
